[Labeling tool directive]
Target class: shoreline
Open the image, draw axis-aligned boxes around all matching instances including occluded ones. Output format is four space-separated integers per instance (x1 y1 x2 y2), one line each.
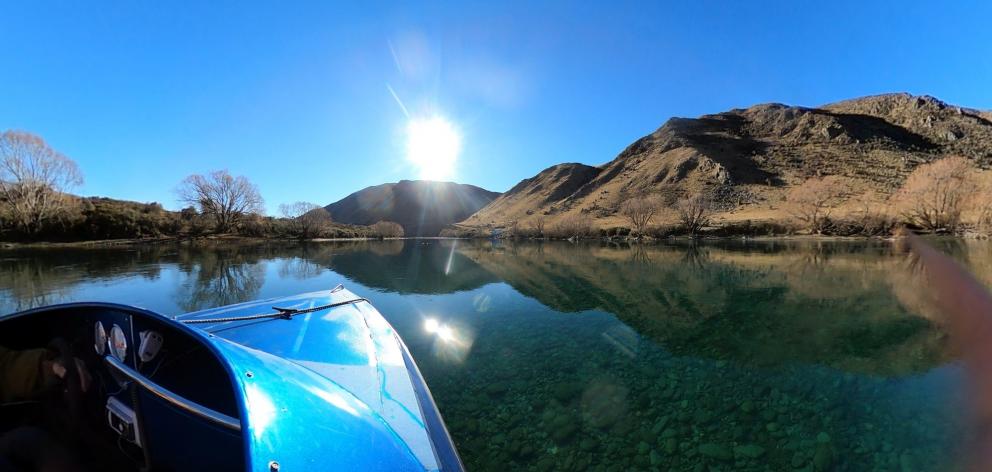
2 232 972 249
0 235 389 249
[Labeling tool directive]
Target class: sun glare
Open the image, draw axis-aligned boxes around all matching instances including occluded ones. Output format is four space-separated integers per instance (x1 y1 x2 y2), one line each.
405 116 461 180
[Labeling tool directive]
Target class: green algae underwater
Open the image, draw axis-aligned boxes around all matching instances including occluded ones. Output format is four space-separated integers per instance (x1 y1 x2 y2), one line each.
0 238 982 470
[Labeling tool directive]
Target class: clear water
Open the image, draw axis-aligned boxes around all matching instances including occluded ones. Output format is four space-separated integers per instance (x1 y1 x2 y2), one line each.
0 239 980 470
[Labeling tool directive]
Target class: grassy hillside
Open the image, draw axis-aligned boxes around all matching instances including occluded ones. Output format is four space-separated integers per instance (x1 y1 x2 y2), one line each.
459 93 992 234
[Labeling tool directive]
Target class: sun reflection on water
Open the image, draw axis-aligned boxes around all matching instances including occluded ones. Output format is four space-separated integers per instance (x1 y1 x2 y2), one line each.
423 316 474 363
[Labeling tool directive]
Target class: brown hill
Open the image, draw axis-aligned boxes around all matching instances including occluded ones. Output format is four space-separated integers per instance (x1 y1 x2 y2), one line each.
324 180 500 236
460 93 992 231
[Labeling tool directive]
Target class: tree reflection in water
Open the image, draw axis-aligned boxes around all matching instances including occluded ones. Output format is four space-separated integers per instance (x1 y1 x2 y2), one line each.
174 245 267 312
0 246 167 312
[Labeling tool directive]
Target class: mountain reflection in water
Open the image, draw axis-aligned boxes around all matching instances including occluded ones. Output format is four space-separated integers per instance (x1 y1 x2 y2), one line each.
0 239 981 470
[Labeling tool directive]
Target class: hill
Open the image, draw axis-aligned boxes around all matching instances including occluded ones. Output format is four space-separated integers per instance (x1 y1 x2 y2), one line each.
324 180 500 236
459 93 992 232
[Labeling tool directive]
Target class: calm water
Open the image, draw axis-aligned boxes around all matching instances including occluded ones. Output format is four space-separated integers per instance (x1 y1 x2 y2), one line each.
1 239 983 471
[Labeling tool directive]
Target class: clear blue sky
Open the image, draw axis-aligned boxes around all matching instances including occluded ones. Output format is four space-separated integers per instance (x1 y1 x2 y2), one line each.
2 1 991 212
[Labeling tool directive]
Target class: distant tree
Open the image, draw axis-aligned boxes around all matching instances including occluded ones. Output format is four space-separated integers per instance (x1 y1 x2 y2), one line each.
371 220 404 238
179 206 198 222
786 176 847 233
849 189 894 236
550 214 593 240
972 171 992 233
620 195 662 236
177 170 264 232
279 201 332 239
532 215 546 238
892 156 974 232
675 194 712 235
0 131 83 234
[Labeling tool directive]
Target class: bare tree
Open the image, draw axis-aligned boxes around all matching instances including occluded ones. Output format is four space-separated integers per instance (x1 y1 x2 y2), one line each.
620 195 661 235
972 171 992 233
785 176 847 233
279 201 332 239
177 170 264 232
892 156 974 232
371 220 404 238
675 194 712 235
0 131 83 234
851 189 894 236
550 214 593 240
532 215 546 238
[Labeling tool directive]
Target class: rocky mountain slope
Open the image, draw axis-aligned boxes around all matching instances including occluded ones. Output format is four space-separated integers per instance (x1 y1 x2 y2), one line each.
325 180 499 236
460 93 992 230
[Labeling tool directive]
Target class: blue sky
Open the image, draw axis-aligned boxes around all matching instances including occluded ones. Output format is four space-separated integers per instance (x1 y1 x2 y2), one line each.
2 1 991 212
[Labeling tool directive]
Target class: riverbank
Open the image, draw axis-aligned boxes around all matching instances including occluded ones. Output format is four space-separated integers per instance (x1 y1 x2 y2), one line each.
0 234 394 249
3 228 982 250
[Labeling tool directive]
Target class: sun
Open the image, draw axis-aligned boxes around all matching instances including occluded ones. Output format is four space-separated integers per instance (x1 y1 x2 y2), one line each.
405 116 461 180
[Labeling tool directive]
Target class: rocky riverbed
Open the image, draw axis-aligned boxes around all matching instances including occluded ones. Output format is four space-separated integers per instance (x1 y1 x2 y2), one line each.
418 306 962 471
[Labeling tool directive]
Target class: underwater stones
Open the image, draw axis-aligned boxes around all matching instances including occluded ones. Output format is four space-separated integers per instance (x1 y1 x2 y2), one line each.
519 444 535 457
739 400 755 414
507 440 521 455
663 437 678 454
580 437 597 452
552 381 583 403
790 452 807 468
815 431 831 444
649 449 662 466
766 422 779 433
812 443 834 471
552 421 579 443
661 427 679 439
693 409 714 424
610 419 634 436
682 442 697 458
651 415 670 434
581 381 628 429
733 444 766 459
899 452 915 472
637 441 651 455
698 443 733 461
535 456 556 471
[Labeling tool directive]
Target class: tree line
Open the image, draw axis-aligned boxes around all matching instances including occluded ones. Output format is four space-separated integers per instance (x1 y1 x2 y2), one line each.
0 130 404 242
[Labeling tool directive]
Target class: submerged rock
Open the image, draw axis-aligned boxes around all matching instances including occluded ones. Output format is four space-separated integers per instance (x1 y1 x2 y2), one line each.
698 443 733 461
812 443 834 471
664 437 678 455
733 444 766 459
649 449 662 466
552 421 579 443
552 382 583 403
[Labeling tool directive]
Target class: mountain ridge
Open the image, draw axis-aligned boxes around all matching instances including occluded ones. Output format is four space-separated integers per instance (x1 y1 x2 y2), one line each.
324 180 499 237
459 93 992 231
